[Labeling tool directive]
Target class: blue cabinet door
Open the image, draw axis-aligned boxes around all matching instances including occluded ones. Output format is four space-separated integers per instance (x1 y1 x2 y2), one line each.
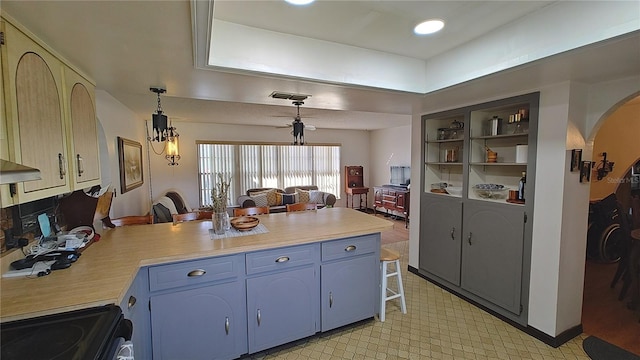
119 268 151 360
150 281 247 360
246 266 318 353
321 254 377 331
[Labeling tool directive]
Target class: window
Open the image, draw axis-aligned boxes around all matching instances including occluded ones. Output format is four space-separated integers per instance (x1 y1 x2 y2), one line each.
198 142 341 207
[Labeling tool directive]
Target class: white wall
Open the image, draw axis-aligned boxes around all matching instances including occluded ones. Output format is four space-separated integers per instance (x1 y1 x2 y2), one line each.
369 125 411 208
95 90 150 219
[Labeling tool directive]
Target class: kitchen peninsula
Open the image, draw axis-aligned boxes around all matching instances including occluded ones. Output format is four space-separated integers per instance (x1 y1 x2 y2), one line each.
1 207 393 359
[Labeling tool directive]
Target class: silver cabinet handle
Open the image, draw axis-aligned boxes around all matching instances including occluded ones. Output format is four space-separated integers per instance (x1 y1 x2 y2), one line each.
225 316 230 335
450 227 455 240
468 232 473 245
345 245 356 252
187 269 206 277
329 292 333 308
58 153 66 179
257 309 261 326
275 256 290 263
127 295 136 309
76 154 84 176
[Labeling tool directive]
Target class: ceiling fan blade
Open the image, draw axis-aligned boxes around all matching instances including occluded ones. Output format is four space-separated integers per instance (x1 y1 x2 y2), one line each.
305 124 316 130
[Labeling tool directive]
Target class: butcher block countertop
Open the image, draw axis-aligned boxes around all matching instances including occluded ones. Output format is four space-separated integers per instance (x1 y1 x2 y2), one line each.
0 207 393 322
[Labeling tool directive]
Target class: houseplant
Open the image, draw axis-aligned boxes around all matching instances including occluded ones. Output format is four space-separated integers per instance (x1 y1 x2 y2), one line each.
210 174 231 234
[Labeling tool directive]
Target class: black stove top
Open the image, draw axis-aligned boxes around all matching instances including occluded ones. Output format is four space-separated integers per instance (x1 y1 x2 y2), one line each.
1 305 130 360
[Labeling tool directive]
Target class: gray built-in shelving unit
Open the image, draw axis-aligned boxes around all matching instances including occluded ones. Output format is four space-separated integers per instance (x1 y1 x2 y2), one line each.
419 92 539 326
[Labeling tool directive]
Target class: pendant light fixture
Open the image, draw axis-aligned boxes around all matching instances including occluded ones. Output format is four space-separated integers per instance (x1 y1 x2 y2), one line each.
147 87 180 166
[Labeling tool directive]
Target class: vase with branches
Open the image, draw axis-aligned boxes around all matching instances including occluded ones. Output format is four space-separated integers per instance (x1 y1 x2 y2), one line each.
210 174 231 234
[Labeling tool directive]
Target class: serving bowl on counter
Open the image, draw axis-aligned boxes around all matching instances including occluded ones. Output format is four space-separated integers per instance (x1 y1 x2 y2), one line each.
472 184 508 199
230 216 260 231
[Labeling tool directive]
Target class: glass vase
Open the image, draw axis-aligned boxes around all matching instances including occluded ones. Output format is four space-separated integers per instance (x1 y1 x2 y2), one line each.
212 212 229 235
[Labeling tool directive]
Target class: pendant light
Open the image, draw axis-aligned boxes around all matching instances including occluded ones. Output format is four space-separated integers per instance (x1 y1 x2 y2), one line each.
147 87 180 165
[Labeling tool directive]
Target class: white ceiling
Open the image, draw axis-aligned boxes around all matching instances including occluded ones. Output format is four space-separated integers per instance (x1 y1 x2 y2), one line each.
1 1 639 130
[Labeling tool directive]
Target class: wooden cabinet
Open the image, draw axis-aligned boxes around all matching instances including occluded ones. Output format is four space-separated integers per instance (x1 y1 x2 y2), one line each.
64 69 100 188
320 235 379 331
345 165 363 188
149 254 247 360
0 17 100 205
373 186 410 227
419 92 538 325
345 166 369 210
246 244 319 353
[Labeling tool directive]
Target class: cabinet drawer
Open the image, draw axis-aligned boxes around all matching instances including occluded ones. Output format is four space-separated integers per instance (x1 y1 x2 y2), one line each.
321 235 378 262
246 244 317 275
149 254 243 292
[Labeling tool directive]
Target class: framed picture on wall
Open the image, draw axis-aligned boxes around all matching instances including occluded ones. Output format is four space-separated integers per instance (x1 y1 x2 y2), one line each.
570 149 582 172
118 137 144 193
580 161 592 183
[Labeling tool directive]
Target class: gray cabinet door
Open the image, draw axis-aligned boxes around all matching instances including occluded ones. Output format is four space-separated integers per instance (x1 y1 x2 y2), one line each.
119 269 150 360
150 281 247 360
419 195 463 286
246 266 318 353
321 254 377 331
461 201 524 315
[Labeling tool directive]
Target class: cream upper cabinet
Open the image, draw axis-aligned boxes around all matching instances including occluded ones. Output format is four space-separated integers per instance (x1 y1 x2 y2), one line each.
64 69 100 188
1 17 100 205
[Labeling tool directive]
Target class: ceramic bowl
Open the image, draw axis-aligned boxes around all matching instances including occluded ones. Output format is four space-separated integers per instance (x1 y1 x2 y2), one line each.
445 186 462 197
230 216 260 231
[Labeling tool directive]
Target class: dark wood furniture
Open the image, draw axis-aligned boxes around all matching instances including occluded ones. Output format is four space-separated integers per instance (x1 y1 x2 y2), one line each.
373 185 410 228
345 166 369 211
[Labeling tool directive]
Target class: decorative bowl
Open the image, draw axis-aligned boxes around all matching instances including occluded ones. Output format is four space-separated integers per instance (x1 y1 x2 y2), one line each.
472 184 508 199
445 186 462 197
430 182 448 190
230 216 260 231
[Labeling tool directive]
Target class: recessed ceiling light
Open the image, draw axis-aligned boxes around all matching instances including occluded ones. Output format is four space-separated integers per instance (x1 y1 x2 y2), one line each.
414 19 445 35
285 0 315 5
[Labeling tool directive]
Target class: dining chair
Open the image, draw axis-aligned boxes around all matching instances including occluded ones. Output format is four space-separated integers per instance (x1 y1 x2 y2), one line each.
286 203 317 212
196 210 213 220
234 207 270 216
172 212 199 223
110 215 154 226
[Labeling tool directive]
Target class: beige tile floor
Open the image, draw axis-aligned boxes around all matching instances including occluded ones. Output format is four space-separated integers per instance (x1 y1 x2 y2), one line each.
242 240 590 360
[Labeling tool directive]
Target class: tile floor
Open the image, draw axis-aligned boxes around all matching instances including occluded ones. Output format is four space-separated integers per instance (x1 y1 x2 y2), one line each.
242 239 592 360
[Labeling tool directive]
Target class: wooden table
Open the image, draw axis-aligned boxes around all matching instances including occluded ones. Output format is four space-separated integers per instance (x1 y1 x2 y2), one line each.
346 187 369 212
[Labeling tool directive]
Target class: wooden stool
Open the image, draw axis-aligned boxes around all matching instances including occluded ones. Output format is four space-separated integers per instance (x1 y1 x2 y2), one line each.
380 248 407 322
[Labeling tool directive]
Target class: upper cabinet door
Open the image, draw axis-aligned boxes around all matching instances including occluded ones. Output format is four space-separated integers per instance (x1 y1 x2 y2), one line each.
65 69 100 187
7 29 69 197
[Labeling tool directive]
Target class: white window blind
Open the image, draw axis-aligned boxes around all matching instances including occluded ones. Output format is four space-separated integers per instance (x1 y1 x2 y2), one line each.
198 143 341 207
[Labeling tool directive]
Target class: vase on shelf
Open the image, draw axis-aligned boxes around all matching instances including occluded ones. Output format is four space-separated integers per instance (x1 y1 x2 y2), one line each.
212 212 230 235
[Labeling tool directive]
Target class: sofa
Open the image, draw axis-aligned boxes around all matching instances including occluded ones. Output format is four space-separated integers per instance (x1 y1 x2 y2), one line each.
237 186 336 213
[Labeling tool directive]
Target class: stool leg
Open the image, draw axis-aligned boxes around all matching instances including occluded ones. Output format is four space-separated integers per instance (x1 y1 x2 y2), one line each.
380 261 387 322
394 259 407 314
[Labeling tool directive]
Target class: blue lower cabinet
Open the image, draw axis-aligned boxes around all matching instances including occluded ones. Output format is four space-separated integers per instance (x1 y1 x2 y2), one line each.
246 265 319 353
320 235 379 331
150 281 247 360
119 269 151 360
321 254 377 331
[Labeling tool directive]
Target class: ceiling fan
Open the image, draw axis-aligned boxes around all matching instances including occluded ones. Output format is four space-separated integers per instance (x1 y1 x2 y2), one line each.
276 101 316 145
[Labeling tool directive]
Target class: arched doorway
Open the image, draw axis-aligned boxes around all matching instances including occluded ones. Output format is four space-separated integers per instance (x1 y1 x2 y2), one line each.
581 94 640 354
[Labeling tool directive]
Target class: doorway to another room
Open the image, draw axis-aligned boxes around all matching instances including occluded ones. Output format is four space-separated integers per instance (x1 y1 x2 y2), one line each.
581 95 640 355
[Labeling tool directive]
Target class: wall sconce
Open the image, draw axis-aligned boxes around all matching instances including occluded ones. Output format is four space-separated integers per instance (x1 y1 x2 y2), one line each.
595 152 614 181
147 87 180 166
